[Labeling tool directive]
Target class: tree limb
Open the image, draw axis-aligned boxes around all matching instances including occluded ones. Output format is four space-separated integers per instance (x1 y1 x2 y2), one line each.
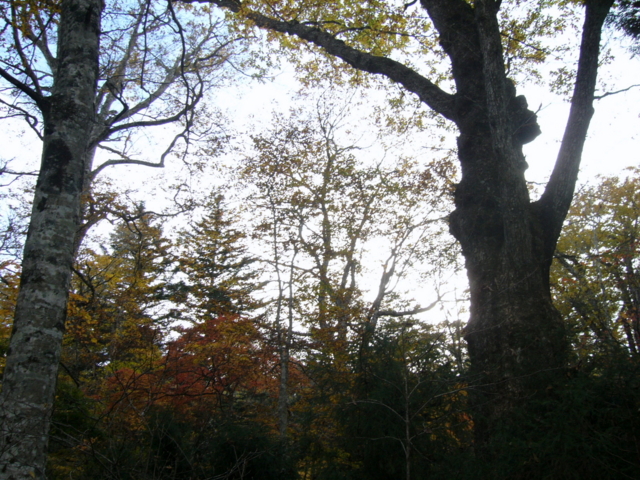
538 0 614 258
0 65 46 108
0 97 43 140
594 83 640 100
98 102 197 140
10 5 45 99
96 3 147 119
90 126 187 180
184 0 457 120
377 298 440 318
30 11 58 72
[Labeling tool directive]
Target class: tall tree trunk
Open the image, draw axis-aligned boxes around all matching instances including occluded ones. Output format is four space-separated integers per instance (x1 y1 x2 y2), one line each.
0 0 101 478
451 114 567 445
444 0 613 445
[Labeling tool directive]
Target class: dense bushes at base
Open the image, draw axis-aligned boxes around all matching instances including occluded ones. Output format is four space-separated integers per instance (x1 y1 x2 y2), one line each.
48 385 297 480
430 355 640 480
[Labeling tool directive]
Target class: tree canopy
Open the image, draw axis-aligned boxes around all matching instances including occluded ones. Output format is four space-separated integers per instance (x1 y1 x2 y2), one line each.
0 0 639 478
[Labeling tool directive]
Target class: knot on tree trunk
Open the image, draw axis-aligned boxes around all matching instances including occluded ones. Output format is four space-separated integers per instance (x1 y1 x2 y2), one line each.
509 93 541 145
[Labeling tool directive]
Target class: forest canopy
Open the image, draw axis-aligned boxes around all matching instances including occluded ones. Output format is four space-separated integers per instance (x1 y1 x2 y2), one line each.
0 0 639 479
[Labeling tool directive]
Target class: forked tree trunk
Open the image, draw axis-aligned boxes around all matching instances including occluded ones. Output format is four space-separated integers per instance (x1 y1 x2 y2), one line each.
438 0 570 431
198 0 615 449
0 0 101 478
438 0 613 444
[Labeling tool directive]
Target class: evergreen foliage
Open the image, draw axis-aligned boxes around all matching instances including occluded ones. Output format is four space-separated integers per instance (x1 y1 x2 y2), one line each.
0 0 638 472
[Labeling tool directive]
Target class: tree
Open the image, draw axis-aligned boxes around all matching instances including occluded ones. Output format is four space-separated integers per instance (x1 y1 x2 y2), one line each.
336 320 470 480
239 89 454 439
63 207 174 385
46 210 173 478
42 208 288 479
0 2 103 476
193 0 617 446
0 0 237 476
66 313 283 480
174 193 264 320
552 169 640 357
0 0 235 247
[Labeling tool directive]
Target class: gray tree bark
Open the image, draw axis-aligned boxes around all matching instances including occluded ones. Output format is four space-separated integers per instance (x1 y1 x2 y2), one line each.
0 0 102 478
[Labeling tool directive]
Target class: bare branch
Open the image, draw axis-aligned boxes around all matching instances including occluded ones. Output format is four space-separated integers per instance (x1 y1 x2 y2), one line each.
90 129 185 180
377 297 441 318
30 11 57 72
0 97 43 140
9 5 44 98
594 83 640 100
0 65 46 108
0 167 38 177
97 4 148 118
100 102 196 140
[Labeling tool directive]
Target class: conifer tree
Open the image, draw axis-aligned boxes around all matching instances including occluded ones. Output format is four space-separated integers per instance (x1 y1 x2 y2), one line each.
175 194 263 321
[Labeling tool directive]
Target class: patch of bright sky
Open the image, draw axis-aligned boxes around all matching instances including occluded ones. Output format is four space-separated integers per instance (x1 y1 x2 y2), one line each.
523 37 640 188
214 36 640 326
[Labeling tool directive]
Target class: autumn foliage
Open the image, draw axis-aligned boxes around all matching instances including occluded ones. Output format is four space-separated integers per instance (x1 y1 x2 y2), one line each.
0 154 637 480
0 131 637 480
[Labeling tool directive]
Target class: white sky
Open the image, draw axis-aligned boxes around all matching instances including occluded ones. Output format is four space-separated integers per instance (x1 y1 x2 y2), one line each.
524 41 640 185
4 24 638 195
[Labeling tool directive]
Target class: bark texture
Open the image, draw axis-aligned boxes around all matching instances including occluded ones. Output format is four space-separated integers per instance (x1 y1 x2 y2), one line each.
194 0 614 447
0 0 101 478
449 0 614 443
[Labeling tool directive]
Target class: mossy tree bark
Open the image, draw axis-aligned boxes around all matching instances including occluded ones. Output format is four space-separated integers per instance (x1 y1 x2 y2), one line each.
0 0 102 478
